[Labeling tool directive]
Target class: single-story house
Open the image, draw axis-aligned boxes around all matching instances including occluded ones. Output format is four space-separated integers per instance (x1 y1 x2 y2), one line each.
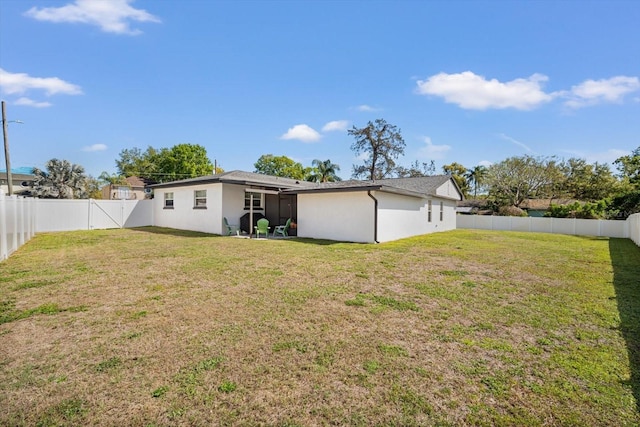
0 168 35 196
100 176 154 200
150 171 464 243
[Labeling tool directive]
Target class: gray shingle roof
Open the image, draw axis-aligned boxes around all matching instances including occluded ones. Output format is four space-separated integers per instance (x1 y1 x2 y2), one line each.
150 171 463 200
149 170 316 190
283 175 463 200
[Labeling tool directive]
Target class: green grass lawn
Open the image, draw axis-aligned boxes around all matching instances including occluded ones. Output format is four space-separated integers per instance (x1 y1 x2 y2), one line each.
1 227 639 426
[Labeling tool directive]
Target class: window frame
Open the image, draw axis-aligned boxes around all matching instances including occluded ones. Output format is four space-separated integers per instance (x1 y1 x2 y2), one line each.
164 192 174 209
244 192 264 210
194 189 207 209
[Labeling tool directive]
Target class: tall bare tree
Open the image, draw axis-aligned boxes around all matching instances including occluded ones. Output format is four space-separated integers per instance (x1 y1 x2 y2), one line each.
349 119 405 180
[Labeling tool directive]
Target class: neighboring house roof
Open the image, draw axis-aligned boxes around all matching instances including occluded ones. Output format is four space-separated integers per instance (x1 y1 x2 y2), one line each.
283 175 464 201
149 170 316 190
125 176 155 188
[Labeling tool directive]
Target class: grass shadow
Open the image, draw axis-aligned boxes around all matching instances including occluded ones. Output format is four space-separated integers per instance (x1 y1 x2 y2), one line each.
129 226 222 239
609 238 640 412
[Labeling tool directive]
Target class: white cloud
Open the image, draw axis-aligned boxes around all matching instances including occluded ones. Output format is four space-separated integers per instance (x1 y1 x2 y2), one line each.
0 68 83 96
25 0 160 35
322 120 349 132
355 104 381 112
565 76 640 108
416 71 556 110
478 160 493 167
82 143 108 152
498 133 535 153
280 124 322 143
14 97 52 108
418 137 451 160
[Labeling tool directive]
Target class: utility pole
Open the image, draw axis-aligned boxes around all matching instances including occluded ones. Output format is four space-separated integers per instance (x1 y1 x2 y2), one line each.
1 101 12 196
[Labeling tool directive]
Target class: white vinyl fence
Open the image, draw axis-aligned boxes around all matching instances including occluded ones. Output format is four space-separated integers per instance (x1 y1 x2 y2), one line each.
629 213 640 247
35 199 153 232
1 196 153 261
0 191 36 261
457 213 640 247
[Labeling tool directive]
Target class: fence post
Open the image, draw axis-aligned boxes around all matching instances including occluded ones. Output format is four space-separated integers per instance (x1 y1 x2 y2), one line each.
11 194 17 252
0 190 6 260
17 196 24 246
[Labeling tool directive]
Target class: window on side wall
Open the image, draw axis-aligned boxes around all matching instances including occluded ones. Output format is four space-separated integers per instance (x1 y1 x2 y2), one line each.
244 192 264 209
440 201 444 221
427 200 432 222
116 186 130 200
164 192 174 209
194 190 207 208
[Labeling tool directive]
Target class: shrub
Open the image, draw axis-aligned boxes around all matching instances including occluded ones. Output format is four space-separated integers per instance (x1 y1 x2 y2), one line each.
497 206 527 217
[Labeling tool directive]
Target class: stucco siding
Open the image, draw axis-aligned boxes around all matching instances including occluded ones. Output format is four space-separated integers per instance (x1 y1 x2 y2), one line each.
221 184 251 231
153 184 222 234
377 192 457 242
297 192 374 243
435 179 461 200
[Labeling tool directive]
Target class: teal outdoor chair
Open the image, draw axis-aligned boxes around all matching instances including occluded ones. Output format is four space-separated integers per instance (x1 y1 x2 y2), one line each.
254 218 270 238
273 218 291 237
223 217 238 235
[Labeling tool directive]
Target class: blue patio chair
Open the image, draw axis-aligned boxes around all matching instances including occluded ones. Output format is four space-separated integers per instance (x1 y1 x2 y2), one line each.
254 218 270 238
223 217 238 235
273 218 292 237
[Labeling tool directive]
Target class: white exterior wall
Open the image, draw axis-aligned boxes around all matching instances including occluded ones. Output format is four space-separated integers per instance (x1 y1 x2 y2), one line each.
153 183 250 235
376 192 457 242
153 184 222 234
221 184 250 230
436 179 461 199
297 192 374 243
297 189 459 243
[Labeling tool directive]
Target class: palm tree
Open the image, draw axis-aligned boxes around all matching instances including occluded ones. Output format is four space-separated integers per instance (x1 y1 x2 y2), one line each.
465 165 487 198
308 159 342 183
32 159 88 199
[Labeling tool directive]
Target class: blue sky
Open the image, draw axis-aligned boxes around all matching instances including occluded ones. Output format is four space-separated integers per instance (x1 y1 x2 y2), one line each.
1 0 639 180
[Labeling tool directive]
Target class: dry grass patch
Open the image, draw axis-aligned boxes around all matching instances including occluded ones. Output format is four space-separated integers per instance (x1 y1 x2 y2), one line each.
0 227 638 426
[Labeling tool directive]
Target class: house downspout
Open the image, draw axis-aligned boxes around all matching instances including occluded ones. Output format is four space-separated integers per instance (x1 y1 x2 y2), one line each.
367 190 379 244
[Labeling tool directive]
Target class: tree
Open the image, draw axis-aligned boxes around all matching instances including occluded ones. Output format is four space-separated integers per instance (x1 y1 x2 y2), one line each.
98 171 128 186
349 119 405 180
86 176 103 199
116 144 213 183
32 158 88 199
562 158 618 201
116 146 159 178
442 162 470 197
484 155 562 208
614 146 640 187
465 165 487 198
395 160 436 178
154 143 214 182
254 154 310 180
307 159 341 182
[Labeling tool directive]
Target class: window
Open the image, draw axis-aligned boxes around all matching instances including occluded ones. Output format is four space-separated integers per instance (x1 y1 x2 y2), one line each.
194 190 207 208
440 201 444 221
244 192 264 209
164 192 174 209
116 186 130 200
427 200 432 222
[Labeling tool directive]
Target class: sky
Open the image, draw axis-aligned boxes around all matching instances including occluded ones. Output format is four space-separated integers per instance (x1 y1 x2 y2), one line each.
0 0 639 180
